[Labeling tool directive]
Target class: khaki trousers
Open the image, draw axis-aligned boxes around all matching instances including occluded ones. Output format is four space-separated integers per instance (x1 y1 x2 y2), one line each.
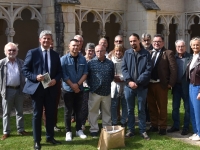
147 83 168 129
88 92 111 133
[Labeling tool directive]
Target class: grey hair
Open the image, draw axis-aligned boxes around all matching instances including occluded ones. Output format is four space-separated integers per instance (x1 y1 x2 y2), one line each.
99 37 107 42
114 35 123 40
85 43 95 50
141 33 151 40
4 42 19 52
74 35 83 40
39 30 53 39
190 37 200 46
175 39 186 46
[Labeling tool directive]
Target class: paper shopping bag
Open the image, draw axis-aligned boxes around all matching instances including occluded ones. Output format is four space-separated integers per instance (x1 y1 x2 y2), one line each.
97 126 125 150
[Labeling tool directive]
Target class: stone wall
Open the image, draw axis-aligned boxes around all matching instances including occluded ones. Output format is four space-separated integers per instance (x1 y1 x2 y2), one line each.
79 0 125 10
126 0 157 47
184 0 200 12
154 0 184 12
0 0 42 4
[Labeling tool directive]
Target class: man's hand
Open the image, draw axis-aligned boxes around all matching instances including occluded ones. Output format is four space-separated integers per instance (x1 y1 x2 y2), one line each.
197 93 200 100
71 83 80 93
36 74 44 82
128 81 138 89
48 79 56 87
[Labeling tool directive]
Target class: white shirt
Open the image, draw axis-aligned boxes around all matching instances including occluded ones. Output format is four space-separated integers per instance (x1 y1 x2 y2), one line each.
151 49 161 66
189 53 199 79
41 46 51 74
6 58 20 86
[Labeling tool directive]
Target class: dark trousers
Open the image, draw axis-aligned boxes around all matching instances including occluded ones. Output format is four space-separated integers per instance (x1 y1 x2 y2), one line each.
172 83 190 129
43 81 61 126
62 90 83 132
147 83 168 129
81 91 89 125
31 84 56 142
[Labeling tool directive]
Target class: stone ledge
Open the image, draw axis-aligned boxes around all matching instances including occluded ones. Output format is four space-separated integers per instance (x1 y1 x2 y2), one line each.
139 0 160 10
57 0 81 5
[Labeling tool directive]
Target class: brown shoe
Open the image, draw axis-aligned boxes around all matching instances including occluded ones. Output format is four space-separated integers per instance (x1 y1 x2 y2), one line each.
1 134 10 140
18 130 28 136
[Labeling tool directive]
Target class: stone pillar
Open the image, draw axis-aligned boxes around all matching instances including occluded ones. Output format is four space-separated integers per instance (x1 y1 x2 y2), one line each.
62 5 76 53
126 0 157 48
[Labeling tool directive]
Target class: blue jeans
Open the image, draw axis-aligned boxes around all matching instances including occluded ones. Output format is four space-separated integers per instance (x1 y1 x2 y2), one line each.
111 90 127 125
124 86 147 134
189 84 200 136
172 83 190 129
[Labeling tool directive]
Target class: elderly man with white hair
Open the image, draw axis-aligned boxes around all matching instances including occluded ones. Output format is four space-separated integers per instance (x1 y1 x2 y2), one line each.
0 42 27 140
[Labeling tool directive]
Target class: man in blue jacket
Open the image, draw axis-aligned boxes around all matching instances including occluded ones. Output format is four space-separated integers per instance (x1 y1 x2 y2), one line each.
22 30 62 150
122 33 152 140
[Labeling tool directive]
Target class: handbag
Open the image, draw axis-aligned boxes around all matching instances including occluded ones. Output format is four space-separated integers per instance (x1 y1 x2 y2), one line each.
97 126 125 150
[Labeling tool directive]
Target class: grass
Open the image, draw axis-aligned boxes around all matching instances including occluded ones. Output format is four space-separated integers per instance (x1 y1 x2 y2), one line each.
0 92 199 150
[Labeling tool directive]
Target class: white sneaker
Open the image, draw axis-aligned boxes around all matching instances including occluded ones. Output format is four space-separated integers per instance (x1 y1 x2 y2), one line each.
192 135 200 141
76 130 87 139
189 133 197 140
65 132 72 141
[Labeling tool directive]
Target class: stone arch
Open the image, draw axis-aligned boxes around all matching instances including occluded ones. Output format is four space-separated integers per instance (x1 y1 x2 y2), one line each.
13 5 43 33
13 8 40 59
75 9 103 36
0 6 11 27
105 11 124 35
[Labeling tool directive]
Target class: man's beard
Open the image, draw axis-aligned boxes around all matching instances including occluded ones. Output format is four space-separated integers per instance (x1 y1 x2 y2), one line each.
132 45 137 49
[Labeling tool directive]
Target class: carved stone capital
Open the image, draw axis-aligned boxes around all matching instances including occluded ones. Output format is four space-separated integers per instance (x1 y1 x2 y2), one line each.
5 28 15 37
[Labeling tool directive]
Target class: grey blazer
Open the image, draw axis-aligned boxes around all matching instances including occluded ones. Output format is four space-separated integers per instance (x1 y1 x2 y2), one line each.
0 57 25 99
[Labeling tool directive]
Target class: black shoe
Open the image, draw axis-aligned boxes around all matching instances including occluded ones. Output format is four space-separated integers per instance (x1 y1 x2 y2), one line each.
121 123 127 128
34 142 41 150
167 126 179 133
147 126 158 132
125 131 134 138
159 129 166 135
46 138 62 145
181 129 189 135
90 132 98 138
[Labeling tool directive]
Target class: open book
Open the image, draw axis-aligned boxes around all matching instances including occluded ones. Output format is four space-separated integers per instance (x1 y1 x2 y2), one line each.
41 72 51 89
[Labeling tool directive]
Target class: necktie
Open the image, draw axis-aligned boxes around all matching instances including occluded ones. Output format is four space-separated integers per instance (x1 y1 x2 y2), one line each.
151 51 158 67
45 50 49 73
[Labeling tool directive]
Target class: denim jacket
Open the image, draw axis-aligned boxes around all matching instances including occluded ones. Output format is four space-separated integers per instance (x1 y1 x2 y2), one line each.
60 53 88 92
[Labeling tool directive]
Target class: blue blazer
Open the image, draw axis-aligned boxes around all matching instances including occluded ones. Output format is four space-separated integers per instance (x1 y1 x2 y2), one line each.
22 47 62 95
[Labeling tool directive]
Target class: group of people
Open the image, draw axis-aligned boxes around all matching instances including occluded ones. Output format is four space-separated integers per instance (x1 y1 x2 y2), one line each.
1 29 200 150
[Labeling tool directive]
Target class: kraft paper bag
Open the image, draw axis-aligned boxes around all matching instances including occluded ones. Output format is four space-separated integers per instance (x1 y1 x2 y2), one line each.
97 126 125 150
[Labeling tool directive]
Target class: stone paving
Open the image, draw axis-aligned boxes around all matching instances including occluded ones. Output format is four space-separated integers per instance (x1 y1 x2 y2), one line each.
0 97 200 147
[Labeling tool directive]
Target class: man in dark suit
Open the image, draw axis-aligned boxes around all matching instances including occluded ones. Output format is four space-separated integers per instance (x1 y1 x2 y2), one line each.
22 30 62 150
167 39 192 135
147 34 177 135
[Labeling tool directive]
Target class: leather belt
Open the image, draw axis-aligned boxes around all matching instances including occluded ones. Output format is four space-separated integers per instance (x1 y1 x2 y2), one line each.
6 85 20 89
150 79 160 83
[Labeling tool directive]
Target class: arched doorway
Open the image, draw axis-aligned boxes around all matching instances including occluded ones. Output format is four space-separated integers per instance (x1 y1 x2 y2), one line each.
191 16 200 39
168 18 177 53
81 12 99 49
105 14 120 52
13 9 39 60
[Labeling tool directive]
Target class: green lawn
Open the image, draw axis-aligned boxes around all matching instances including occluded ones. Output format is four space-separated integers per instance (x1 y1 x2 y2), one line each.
0 92 199 150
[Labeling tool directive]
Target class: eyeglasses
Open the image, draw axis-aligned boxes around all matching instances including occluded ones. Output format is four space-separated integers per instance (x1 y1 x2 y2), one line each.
153 41 162 43
8 49 16 52
115 40 123 43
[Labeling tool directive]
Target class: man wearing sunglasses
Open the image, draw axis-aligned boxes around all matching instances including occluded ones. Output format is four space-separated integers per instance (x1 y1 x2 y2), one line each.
0 42 28 140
